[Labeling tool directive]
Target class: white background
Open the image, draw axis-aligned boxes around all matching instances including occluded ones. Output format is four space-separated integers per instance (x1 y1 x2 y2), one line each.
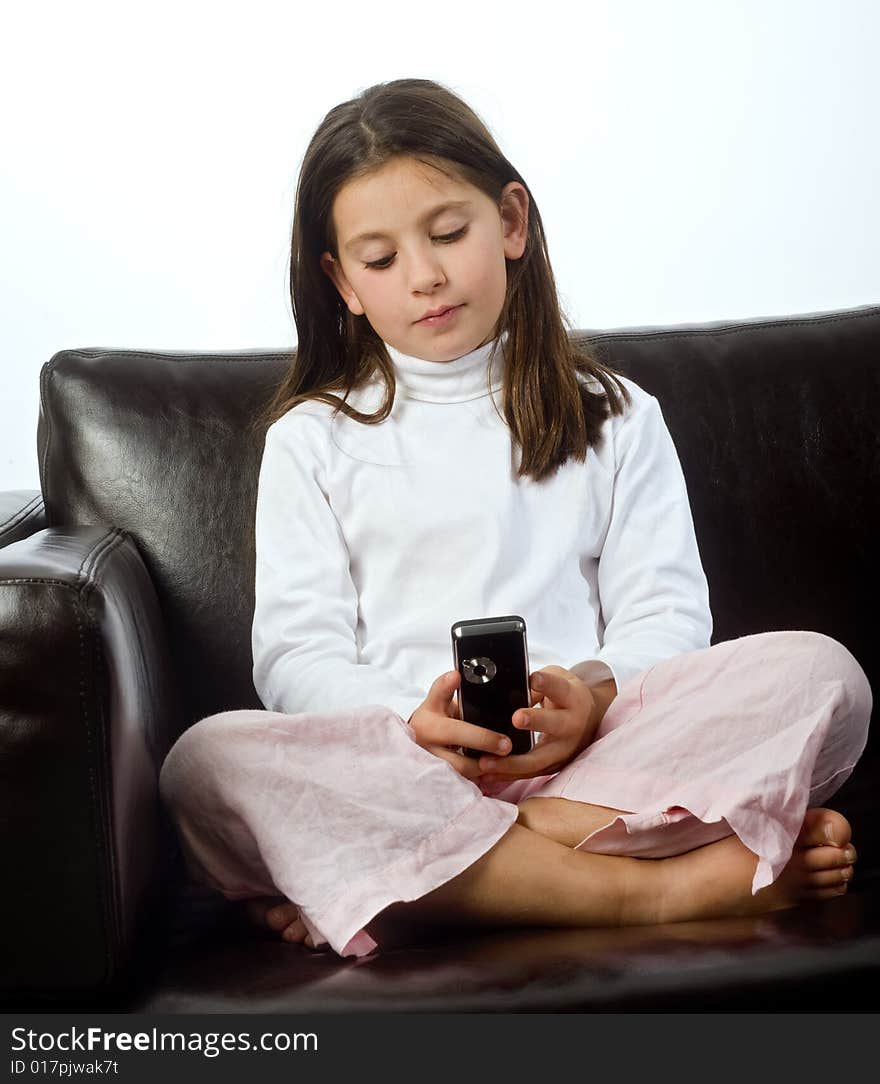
1 0 877 491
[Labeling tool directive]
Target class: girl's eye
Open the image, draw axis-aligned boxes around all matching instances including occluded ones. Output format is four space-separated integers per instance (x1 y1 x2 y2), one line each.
363 226 468 270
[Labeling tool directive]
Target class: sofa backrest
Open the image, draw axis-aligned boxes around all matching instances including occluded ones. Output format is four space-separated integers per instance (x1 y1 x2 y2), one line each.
38 305 880 747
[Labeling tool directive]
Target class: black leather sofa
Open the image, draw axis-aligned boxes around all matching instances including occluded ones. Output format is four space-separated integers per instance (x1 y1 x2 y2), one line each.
2 302 879 1013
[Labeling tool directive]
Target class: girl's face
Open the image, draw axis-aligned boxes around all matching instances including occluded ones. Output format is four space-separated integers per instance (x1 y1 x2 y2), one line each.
320 156 529 362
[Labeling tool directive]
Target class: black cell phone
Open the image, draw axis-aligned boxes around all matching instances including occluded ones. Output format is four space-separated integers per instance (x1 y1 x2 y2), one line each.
451 615 533 759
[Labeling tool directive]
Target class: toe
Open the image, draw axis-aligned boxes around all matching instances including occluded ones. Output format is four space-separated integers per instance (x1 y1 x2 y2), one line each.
796 808 852 850
266 903 300 932
803 883 849 900
800 842 857 872
281 917 309 943
244 895 285 928
805 865 854 889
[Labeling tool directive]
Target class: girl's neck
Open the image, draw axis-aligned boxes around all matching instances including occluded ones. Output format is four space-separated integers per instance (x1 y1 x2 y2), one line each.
384 331 508 404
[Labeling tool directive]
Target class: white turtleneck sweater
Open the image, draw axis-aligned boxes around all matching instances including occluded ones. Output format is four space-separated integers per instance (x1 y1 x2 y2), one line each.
252 335 712 724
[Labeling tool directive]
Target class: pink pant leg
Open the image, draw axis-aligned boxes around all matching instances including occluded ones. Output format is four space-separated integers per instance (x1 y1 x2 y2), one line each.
158 704 519 958
521 631 872 891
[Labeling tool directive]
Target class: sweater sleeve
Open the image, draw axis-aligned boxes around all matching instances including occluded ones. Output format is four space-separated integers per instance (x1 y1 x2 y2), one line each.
251 411 426 721
569 391 713 695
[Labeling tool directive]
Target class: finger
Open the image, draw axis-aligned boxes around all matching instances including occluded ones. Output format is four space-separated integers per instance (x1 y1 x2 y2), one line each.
441 705 516 756
478 761 554 783
530 669 572 708
419 709 512 756
457 722 514 756
427 743 484 781
477 746 564 780
512 705 566 737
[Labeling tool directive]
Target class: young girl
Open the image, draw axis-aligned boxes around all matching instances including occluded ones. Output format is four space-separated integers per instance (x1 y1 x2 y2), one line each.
159 78 872 958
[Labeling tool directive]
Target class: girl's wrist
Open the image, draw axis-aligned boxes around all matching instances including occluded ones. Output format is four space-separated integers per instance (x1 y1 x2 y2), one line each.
577 676 616 752
587 677 617 725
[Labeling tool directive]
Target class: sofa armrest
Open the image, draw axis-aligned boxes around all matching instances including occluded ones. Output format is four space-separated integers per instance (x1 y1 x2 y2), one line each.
0 490 46 548
0 526 183 995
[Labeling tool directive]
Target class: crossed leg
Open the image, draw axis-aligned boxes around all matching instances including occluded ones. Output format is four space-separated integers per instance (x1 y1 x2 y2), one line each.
246 799 856 948
196 632 871 953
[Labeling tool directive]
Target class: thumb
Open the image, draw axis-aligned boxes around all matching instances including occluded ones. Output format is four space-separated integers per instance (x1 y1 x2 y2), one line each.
427 670 460 712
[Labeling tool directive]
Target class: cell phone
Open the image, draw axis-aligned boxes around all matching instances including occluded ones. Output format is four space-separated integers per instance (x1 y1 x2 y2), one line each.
451 615 533 759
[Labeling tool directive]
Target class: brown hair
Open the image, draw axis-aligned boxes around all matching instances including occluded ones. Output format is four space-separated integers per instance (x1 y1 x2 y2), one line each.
255 77 631 481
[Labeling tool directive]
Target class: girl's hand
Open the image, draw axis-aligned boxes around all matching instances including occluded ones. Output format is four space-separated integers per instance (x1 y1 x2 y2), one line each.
476 665 603 784
408 671 516 782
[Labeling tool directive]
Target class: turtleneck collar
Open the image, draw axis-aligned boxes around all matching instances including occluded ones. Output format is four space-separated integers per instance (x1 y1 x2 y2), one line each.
384 330 508 403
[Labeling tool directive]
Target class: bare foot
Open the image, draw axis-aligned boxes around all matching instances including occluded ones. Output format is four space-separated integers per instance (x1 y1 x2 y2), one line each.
654 806 856 923
757 807 856 906
518 797 857 922
243 895 316 947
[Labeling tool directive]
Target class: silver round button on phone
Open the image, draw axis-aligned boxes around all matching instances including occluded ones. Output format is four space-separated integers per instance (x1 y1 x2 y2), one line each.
462 656 497 684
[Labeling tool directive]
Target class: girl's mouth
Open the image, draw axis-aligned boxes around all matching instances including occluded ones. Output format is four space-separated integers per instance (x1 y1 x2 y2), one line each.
418 305 463 327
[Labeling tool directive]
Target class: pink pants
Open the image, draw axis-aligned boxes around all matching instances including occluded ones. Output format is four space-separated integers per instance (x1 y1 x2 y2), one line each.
159 631 872 958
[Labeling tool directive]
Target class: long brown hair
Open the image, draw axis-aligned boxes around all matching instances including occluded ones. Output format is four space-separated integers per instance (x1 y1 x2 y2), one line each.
256 78 631 481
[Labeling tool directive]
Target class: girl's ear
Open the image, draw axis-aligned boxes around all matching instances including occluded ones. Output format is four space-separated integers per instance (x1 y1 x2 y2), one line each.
499 183 529 261
320 252 366 316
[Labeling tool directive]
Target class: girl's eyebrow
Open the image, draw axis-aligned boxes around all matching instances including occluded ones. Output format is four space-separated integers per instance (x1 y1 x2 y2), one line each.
344 200 472 250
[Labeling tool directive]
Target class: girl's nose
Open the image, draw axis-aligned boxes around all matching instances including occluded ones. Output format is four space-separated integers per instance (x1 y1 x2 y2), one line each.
407 249 447 293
